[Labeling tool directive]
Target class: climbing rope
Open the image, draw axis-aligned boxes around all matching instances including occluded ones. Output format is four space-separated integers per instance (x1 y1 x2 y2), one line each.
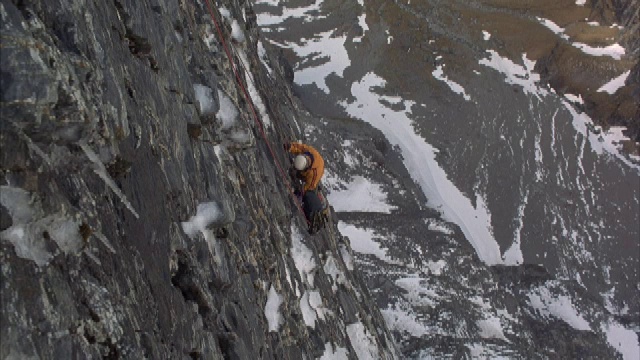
199 0 310 224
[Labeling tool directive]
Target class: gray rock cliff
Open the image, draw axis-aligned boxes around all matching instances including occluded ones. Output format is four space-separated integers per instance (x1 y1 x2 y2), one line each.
0 0 397 358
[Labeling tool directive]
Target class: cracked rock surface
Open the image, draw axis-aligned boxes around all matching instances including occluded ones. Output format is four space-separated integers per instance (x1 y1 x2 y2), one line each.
0 0 397 358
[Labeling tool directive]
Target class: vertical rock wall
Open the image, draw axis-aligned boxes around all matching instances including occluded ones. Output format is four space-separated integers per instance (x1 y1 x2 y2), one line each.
0 0 397 358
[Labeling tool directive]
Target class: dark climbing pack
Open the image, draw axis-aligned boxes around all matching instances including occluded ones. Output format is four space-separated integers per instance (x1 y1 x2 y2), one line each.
303 188 329 235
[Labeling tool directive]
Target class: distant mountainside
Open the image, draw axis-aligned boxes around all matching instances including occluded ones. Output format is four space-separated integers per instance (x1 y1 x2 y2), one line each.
250 0 639 358
0 0 398 358
535 0 639 144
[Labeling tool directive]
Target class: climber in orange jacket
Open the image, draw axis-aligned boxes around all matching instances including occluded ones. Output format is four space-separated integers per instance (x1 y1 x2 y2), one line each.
284 141 328 234
284 141 325 193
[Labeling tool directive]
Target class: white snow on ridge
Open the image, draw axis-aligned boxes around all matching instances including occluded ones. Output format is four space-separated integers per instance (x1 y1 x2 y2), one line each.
479 51 546 99
480 50 638 169
562 101 640 170
300 290 318 327
572 42 625 60
337 221 400 265
424 218 454 235
291 30 350 93
257 2 350 94
602 321 640 360
340 72 504 265
597 70 630 94
537 17 569 40
353 0 368 43
346 321 382 359
536 17 626 59
319 343 349 360
395 276 440 307
432 64 471 101
257 41 274 76
255 0 327 27
328 176 396 213
477 317 508 341
323 255 349 292
381 301 431 337
527 286 591 331
564 93 584 104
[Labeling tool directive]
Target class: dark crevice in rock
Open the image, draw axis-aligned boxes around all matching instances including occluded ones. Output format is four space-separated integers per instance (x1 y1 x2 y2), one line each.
170 251 214 323
216 334 233 360
124 78 135 100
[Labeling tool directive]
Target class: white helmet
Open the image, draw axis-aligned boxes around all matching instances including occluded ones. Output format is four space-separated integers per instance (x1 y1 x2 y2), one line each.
294 155 308 170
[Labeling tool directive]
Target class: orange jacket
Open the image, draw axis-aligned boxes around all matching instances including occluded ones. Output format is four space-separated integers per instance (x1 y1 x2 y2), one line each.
288 143 324 192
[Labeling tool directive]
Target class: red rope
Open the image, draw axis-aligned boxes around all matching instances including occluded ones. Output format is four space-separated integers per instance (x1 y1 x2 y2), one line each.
200 0 309 224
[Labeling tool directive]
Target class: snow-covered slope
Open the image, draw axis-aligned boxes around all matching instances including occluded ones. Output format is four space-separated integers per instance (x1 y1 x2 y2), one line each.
253 0 640 358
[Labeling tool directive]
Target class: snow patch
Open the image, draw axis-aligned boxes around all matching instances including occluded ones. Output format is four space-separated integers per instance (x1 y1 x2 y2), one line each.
238 49 272 128
337 221 400 265
339 243 354 271
257 41 274 75
381 301 430 337
300 290 318 328
323 255 348 292
564 93 584 104
194 84 216 115
346 321 380 360
426 260 447 275
328 176 395 213
396 276 441 307
537 17 569 40
527 286 591 331
597 70 630 94
291 224 317 286
477 317 508 341
562 101 640 170
572 42 625 60
340 72 504 265
265 284 283 332
319 343 349 360
181 202 222 238
181 202 224 257
602 321 640 360
216 89 238 129
218 6 245 43
0 186 84 267
255 0 327 26
479 51 545 99
432 64 471 101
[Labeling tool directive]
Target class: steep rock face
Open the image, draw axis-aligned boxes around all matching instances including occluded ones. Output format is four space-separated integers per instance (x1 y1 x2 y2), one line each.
0 0 397 358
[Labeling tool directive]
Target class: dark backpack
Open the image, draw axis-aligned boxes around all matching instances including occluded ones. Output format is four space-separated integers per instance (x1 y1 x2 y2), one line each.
303 189 329 234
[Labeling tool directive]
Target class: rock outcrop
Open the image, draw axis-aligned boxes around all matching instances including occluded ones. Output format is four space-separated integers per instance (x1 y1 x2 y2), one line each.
0 0 397 358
